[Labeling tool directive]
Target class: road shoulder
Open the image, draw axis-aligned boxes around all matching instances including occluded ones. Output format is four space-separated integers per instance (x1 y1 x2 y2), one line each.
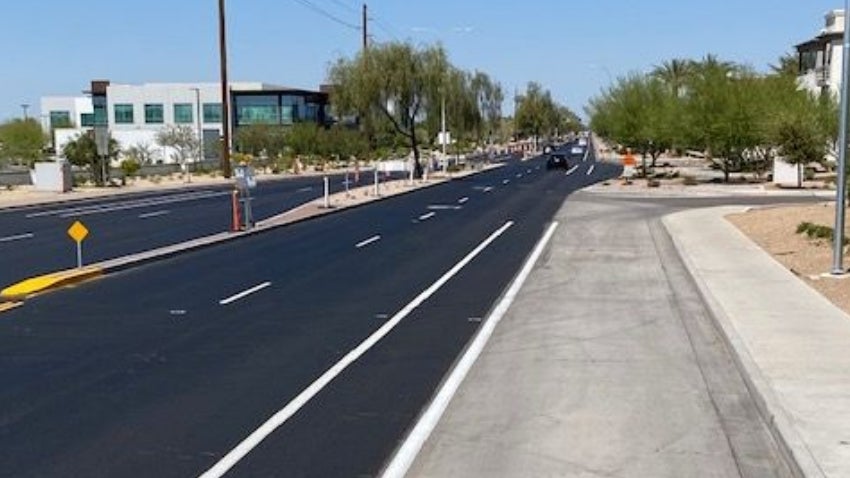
663 206 850 478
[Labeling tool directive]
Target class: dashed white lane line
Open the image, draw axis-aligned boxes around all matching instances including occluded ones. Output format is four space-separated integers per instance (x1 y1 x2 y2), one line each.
198 221 515 478
527 169 532 174
515 173 522 178
297 187 313 192
502 179 510 185
138 210 170 219
427 205 462 211
483 186 494 193
419 212 436 221
381 221 559 478
218 282 272 306
565 165 580 176
587 164 596 176
355 235 381 248
0 233 34 243
458 197 469 204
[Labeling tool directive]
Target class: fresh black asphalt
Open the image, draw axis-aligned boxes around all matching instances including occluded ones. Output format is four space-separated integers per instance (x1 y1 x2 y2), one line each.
0 148 622 477
0 171 401 289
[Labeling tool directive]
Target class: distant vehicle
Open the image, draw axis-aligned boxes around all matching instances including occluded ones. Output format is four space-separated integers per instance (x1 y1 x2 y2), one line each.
577 137 588 147
546 153 570 170
570 146 585 155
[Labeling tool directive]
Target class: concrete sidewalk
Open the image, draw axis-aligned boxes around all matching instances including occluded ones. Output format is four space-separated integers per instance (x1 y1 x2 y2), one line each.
665 207 850 478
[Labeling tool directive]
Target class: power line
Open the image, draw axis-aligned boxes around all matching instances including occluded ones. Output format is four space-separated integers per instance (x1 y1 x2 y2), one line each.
371 15 401 41
292 0 359 31
327 0 359 15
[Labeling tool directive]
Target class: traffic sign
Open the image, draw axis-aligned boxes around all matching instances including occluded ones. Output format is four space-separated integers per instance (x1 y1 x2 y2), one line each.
68 221 89 243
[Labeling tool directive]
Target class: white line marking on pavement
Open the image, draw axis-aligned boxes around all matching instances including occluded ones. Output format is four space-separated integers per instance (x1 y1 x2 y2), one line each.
218 282 272 306
502 179 510 185
582 148 590 162
565 165 579 176
586 164 596 176
458 197 469 204
138 210 170 219
427 205 462 211
198 221 515 478
30 191 230 219
297 187 313 192
527 169 532 174
355 235 381 248
418 212 436 221
515 173 522 178
483 186 494 193
381 221 559 478
0 233 34 243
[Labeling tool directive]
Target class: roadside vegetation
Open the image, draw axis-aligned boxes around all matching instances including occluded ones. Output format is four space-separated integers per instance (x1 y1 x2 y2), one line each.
587 54 838 185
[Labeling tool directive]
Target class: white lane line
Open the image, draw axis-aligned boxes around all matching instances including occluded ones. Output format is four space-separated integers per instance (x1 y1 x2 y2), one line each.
381 221 559 478
565 165 579 176
418 212 436 221
28 190 228 219
458 197 469 204
587 164 596 176
199 221 515 478
297 187 313 192
502 179 510 185
0 233 34 243
582 148 590 162
527 169 532 174
355 235 381 248
483 186 494 193
515 173 522 178
427 205 462 211
138 210 170 219
218 282 272 306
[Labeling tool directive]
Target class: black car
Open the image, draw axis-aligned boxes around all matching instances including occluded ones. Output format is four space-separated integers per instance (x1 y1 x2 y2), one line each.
546 153 570 170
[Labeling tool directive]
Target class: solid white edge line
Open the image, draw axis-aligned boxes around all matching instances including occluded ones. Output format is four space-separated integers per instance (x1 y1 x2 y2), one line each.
356 235 382 248
380 221 559 478
586 164 596 176
418 212 436 221
0 233 35 243
198 221 515 478
218 282 272 306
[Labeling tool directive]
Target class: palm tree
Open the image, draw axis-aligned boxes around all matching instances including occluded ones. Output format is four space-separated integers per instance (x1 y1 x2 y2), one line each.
693 54 738 79
651 58 692 97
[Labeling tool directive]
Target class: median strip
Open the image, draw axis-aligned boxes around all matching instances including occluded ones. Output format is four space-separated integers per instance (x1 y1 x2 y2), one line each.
0 267 103 301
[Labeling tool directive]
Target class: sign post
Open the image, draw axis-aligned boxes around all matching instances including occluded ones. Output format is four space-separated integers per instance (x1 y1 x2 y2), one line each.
67 221 89 268
94 126 109 185
234 164 256 229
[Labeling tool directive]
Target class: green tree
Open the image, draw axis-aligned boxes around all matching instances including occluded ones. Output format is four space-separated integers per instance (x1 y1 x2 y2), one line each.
770 52 799 78
62 132 120 186
515 82 559 149
123 143 156 166
651 58 693 97
156 125 199 168
329 41 451 177
0 119 45 166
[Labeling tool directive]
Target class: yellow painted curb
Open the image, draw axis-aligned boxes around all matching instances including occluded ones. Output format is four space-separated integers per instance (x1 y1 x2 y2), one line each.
0 267 103 300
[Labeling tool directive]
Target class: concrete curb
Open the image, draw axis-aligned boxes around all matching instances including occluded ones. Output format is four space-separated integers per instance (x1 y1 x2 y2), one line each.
0 267 103 301
662 207 822 478
1 167 501 303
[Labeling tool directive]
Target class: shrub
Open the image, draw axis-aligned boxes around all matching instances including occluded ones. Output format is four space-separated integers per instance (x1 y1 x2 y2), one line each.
120 159 141 178
796 221 849 244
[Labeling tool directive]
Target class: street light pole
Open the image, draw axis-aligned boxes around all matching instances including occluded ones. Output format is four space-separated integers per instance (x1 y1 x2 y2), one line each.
832 0 850 275
20 104 29 121
218 0 232 178
192 87 203 174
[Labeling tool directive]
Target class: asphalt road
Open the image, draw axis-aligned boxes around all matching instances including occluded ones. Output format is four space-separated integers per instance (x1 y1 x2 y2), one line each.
0 146 619 476
0 170 404 289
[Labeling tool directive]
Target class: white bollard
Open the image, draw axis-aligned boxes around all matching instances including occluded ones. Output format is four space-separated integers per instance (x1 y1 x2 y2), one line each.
374 168 380 197
323 176 330 208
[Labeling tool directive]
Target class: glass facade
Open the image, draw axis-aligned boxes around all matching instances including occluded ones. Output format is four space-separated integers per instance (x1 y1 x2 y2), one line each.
114 104 134 124
203 103 222 123
93 95 108 126
49 111 72 128
174 103 194 124
235 95 280 125
81 113 95 127
145 104 164 124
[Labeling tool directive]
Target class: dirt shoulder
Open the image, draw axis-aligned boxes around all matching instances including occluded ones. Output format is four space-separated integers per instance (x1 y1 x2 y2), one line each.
727 202 850 314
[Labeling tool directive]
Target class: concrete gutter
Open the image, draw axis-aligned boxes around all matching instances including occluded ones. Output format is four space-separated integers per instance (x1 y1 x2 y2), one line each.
0 165 503 303
664 206 850 478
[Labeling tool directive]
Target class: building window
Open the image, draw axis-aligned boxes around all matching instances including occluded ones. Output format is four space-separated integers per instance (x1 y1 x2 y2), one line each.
235 95 280 126
49 111 72 129
174 103 194 124
114 104 134 124
203 103 222 123
81 113 95 127
145 104 164 124
93 95 108 126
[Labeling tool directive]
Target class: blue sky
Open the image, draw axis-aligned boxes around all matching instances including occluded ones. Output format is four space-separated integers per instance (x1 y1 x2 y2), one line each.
0 0 841 121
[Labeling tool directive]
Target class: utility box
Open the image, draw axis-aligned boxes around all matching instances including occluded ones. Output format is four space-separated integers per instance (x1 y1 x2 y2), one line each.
773 158 801 187
33 160 72 192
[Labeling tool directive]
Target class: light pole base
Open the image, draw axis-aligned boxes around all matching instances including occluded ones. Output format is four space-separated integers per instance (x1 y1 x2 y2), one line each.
822 271 850 280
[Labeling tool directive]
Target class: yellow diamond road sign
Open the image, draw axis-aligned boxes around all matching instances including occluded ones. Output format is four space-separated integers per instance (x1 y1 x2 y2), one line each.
68 221 89 243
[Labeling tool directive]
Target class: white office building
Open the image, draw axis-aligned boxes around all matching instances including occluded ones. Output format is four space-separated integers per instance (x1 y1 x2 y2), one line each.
41 80 330 165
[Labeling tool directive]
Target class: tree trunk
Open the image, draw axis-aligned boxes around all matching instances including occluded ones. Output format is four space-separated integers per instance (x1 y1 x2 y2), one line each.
723 161 730 183
410 122 423 179
797 164 802 189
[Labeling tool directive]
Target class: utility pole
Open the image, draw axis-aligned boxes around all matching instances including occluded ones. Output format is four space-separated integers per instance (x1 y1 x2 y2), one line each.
362 3 368 51
218 0 232 178
20 104 29 121
193 87 203 182
832 0 850 275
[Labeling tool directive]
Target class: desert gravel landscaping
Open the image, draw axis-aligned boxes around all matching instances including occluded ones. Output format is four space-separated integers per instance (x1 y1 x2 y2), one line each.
727 202 850 315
